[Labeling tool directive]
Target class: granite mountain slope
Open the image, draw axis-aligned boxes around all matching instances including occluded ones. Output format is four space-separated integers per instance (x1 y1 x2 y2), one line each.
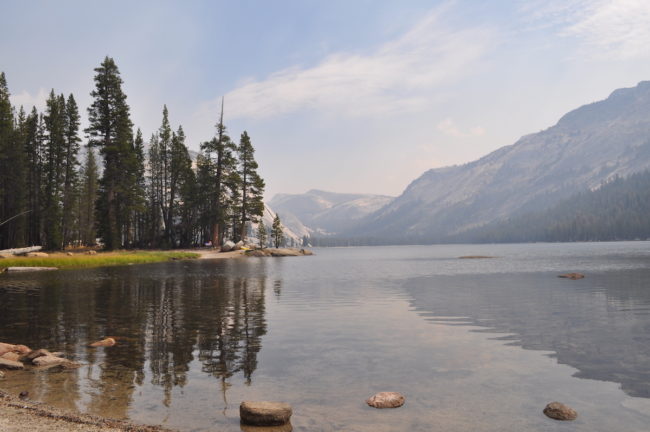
356 81 650 242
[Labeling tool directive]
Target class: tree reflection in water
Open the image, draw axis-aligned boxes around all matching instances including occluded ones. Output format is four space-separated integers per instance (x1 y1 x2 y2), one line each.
0 260 268 418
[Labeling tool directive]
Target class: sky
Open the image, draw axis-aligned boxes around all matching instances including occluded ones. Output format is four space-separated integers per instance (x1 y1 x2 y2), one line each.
2 0 650 199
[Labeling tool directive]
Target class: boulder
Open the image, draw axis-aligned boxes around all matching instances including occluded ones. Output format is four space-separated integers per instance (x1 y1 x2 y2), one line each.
0 343 16 356
221 241 235 252
85 250 97 255
234 241 244 251
366 392 406 409
0 343 31 357
89 337 116 347
13 344 31 355
558 273 585 280
240 401 293 426
1 352 21 362
543 402 577 421
26 348 52 361
25 252 48 257
32 355 66 367
0 370 5 378
0 358 24 370
66 252 73 256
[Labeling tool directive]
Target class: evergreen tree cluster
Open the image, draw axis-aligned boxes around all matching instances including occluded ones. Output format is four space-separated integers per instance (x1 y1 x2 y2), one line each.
0 57 265 250
456 170 650 243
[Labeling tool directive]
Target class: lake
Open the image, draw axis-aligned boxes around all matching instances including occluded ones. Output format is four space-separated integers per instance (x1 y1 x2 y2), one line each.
1 242 650 431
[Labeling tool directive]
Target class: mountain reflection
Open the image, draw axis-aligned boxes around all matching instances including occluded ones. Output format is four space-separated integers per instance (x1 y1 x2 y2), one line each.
406 268 650 398
0 260 268 417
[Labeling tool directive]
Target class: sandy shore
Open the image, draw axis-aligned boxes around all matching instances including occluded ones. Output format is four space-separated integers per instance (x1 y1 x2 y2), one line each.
0 390 175 432
191 248 246 259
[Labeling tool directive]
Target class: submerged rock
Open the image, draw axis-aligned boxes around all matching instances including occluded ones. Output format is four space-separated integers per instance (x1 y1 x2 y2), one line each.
558 273 585 280
89 337 116 347
543 402 578 420
366 392 406 409
32 355 66 367
240 401 293 426
240 423 293 432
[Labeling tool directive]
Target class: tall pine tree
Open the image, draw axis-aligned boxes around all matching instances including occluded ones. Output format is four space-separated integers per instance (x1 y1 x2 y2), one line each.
86 57 138 249
236 131 265 242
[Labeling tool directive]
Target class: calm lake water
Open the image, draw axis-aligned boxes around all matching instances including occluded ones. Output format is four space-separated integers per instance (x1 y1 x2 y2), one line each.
1 242 650 431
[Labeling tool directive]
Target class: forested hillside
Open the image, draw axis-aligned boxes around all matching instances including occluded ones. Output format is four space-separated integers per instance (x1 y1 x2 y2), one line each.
456 170 650 243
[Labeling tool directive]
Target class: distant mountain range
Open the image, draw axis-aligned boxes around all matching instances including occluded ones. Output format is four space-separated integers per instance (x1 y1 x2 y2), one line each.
268 190 393 237
344 81 650 243
269 81 650 244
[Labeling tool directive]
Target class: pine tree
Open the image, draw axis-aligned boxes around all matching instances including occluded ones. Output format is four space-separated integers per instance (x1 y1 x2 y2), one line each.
0 72 26 249
236 131 265 242
169 125 194 246
272 214 284 248
24 110 44 246
132 128 147 246
86 57 136 249
257 221 267 249
42 91 67 249
79 147 99 245
199 99 237 247
61 94 81 247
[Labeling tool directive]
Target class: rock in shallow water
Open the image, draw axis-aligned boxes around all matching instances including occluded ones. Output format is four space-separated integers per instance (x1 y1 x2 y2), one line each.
543 402 578 421
240 401 293 426
0 358 24 370
366 392 405 408
240 423 292 432
558 273 585 280
89 337 116 347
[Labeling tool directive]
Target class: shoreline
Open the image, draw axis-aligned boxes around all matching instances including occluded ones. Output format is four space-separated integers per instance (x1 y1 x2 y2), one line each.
0 390 175 432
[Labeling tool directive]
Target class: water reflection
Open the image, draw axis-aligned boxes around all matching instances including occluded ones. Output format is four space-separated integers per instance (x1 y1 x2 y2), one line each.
405 269 650 398
0 260 267 418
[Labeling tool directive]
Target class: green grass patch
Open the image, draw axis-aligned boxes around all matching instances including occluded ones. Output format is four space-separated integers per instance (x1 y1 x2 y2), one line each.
0 251 200 270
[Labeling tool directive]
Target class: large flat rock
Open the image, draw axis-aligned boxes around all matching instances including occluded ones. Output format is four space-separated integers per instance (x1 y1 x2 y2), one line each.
0 358 24 370
240 401 292 426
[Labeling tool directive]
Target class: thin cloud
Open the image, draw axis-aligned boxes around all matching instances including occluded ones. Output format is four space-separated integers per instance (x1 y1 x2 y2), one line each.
521 0 650 60
197 5 495 121
437 118 486 138
9 88 49 112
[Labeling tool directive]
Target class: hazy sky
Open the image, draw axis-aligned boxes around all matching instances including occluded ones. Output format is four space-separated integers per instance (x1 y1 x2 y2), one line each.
2 0 650 199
